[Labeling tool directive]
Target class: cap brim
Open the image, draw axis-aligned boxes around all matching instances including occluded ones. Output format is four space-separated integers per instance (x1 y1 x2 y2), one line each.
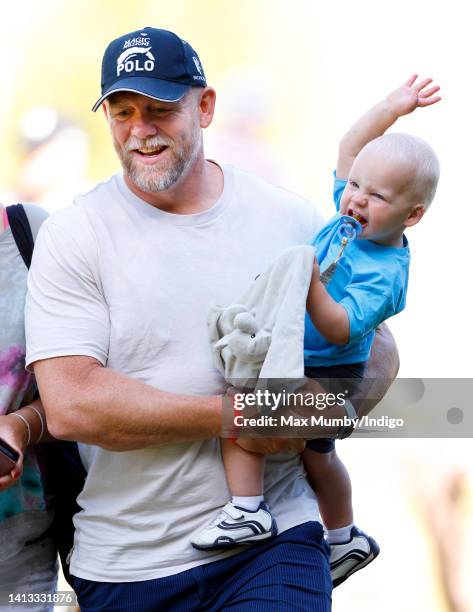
91 77 190 112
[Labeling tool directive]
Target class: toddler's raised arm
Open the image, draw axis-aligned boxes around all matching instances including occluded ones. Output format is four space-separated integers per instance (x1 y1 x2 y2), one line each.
336 75 440 180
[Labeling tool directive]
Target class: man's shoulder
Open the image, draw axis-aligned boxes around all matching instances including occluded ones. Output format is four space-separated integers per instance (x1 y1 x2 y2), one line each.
40 175 119 230
228 165 325 233
74 174 120 209
230 165 312 209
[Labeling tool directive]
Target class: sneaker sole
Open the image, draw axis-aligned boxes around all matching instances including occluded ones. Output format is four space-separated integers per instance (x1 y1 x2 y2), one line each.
331 538 380 588
191 521 278 551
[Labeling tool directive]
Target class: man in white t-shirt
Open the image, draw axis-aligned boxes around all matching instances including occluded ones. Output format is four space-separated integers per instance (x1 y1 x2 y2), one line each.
25 27 398 611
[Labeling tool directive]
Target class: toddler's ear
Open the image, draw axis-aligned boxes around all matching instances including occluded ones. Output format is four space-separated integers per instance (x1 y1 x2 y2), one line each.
404 204 426 228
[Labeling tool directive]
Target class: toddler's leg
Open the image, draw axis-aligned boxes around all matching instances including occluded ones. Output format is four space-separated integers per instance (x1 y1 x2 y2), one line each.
190 439 277 550
303 440 379 587
221 438 265 509
303 443 353 530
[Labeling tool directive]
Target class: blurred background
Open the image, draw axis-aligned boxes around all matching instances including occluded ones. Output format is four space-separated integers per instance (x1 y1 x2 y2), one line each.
1 0 471 610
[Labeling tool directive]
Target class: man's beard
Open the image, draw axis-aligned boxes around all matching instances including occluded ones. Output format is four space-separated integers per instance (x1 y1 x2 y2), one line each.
115 127 201 193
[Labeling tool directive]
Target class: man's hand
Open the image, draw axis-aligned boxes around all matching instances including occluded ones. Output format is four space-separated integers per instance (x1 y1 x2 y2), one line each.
386 74 441 118
225 388 306 451
236 437 305 454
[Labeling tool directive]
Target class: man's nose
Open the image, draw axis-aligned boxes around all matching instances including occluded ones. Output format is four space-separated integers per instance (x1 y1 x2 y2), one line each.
130 114 158 139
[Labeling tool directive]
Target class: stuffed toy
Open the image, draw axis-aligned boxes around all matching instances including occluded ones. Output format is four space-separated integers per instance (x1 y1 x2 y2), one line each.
208 245 315 389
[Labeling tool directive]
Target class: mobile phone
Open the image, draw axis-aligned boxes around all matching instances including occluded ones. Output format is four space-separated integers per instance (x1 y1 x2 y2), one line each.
0 438 20 478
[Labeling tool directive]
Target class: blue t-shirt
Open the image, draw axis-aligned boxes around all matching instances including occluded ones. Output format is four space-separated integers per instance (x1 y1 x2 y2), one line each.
304 175 410 366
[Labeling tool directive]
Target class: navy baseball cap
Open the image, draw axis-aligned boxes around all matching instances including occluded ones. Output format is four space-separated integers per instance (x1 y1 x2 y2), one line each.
92 27 207 111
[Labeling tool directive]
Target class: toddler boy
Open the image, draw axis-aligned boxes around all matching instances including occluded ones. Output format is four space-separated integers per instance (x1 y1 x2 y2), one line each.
192 75 440 587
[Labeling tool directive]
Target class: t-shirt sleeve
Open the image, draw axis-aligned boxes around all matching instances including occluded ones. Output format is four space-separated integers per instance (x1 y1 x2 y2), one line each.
339 285 393 343
333 172 347 213
25 211 110 369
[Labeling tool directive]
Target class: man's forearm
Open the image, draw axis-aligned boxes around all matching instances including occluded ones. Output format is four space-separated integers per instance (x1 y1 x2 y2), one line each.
31 324 398 450
352 322 399 417
298 322 399 437
33 356 222 451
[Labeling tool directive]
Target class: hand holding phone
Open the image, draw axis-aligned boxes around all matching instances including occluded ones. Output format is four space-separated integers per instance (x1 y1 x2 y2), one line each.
0 414 25 490
0 438 20 478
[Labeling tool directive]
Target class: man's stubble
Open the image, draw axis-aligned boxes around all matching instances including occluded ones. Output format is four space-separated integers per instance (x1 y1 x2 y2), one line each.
114 121 202 193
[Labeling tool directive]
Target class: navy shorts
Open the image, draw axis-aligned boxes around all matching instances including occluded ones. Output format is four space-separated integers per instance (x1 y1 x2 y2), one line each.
72 521 332 612
304 362 365 454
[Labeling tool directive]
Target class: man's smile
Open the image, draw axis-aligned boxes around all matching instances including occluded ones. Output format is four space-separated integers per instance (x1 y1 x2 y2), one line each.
130 145 169 163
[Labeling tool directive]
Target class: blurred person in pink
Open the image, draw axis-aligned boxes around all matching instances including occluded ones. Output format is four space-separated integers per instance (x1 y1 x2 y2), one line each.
0 202 57 612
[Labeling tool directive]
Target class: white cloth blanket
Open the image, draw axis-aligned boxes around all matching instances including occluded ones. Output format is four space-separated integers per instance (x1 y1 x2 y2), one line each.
208 245 315 389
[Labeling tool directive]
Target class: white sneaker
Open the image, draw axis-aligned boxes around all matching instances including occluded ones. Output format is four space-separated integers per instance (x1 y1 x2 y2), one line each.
330 526 380 587
191 501 278 550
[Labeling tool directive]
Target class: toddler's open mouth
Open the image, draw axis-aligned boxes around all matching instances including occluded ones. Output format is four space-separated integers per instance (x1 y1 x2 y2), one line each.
347 209 368 227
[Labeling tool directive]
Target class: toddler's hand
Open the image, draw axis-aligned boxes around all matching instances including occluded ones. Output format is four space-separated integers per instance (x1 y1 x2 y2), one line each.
386 74 440 118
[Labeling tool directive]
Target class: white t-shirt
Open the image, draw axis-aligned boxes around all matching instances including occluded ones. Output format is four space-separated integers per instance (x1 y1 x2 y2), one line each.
25 164 326 582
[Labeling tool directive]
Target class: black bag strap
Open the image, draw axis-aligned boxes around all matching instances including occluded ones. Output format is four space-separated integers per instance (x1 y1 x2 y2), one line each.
6 204 34 269
6 203 86 586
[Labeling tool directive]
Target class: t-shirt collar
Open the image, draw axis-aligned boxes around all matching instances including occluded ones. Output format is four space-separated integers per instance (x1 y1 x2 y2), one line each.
116 161 234 227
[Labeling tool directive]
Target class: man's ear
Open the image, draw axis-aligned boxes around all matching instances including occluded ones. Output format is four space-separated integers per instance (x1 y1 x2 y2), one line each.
197 87 216 129
404 204 426 228
102 101 110 121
